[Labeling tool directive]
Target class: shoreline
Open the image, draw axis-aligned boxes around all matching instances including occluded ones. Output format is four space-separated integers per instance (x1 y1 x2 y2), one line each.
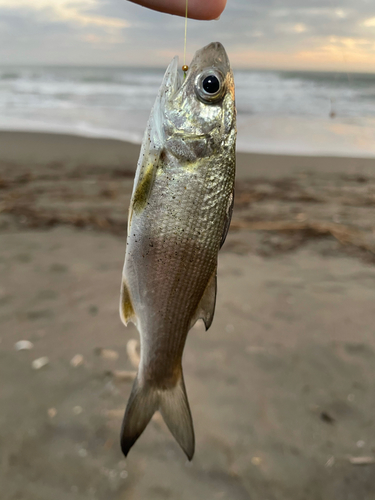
1 129 375 180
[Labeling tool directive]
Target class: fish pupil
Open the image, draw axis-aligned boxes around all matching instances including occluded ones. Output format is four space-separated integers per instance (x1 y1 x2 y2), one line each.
202 75 220 94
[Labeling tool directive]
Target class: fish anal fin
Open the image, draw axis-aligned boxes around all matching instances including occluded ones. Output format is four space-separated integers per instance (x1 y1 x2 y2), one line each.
120 278 136 326
189 267 217 331
220 188 234 249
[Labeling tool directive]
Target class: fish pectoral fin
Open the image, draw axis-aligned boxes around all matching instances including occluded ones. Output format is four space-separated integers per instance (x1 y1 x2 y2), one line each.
121 370 195 460
120 278 137 326
189 266 217 331
131 155 159 215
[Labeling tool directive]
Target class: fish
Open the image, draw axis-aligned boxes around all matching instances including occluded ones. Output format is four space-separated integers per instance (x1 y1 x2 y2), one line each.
119 41 236 460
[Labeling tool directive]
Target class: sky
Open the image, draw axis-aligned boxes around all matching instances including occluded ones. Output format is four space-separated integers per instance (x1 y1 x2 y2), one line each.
0 0 375 71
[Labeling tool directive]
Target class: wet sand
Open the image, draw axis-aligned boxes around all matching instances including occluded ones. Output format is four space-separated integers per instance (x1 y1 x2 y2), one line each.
1 131 375 500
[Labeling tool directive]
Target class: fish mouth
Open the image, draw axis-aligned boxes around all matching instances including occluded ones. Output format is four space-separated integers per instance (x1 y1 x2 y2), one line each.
189 42 230 75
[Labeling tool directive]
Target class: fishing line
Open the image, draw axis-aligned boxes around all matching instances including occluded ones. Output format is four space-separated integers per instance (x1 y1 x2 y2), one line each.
182 0 189 77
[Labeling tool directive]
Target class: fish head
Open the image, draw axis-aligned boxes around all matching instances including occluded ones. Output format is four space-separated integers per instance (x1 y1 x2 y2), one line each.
157 42 236 161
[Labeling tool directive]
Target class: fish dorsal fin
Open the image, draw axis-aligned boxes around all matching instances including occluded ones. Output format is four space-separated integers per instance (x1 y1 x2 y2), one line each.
120 278 137 326
189 266 217 331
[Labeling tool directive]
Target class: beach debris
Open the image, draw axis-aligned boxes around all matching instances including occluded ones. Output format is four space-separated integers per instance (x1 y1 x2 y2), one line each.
73 406 83 415
104 409 124 419
126 340 140 368
0 176 9 189
15 340 34 351
95 348 119 361
100 187 118 199
320 411 336 424
70 354 84 367
31 356 49 370
295 213 307 222
333 214 341 224
102 381 120 396
111 370 137 382
230 220 374 255
1 202 127 235
325 456 335 468
48 408 57 418
103 439 114 450
102 349 119 360
349 456 375 465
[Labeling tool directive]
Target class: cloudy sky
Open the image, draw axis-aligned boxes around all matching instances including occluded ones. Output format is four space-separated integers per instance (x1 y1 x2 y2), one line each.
0 0 374 71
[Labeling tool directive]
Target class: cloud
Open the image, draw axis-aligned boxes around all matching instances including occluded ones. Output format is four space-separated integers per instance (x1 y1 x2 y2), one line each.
0 0 129 28
0 0 374 70
363 17 375 27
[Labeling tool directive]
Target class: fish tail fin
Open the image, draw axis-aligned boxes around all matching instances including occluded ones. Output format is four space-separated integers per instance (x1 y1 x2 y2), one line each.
120 370 195 460
120 377 157 457
159 371 195 460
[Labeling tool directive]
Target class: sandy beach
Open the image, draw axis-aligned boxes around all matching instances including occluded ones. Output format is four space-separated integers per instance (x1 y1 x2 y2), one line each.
1 130 375 500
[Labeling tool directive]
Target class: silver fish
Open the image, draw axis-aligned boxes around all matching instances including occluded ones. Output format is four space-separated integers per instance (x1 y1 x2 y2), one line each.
119 42 236 460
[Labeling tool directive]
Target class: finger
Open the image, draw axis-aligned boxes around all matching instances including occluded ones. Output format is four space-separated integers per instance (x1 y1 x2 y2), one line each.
128 0 227 20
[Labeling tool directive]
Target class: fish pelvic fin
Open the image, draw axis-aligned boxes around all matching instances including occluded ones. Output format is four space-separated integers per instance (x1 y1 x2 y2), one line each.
121 369 195 461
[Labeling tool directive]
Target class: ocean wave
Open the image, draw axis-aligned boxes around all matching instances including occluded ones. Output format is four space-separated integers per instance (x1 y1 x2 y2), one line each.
1 65 375 156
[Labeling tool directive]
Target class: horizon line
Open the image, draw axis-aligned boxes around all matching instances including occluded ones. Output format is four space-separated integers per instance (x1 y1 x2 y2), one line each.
1 62 375 75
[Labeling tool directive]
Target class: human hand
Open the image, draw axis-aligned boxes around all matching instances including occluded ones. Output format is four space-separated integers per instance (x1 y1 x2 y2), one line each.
128 0 227 20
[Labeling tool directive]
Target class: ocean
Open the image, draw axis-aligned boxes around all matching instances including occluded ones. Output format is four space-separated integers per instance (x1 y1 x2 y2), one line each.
1 65 375 157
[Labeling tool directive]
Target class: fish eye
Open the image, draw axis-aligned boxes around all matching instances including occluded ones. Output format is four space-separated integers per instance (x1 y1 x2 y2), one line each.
203 75 220 94
195 69 225 104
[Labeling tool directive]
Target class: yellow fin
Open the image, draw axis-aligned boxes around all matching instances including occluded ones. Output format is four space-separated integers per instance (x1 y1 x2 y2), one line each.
132 160 157 215
120 279 136 326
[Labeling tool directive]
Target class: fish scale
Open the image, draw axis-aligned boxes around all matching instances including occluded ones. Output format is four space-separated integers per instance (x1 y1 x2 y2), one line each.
119 42 236 460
